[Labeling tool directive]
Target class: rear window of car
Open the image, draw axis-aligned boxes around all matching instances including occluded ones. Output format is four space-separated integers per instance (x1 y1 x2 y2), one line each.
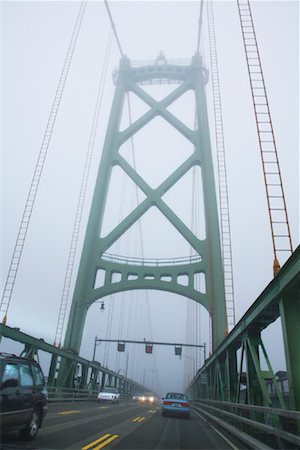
1 363 19 385
166 393 187 400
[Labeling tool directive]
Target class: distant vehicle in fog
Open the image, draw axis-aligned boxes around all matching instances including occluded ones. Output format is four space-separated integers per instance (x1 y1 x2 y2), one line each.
139 392 157 404
132 392 142 400
97 387 120 403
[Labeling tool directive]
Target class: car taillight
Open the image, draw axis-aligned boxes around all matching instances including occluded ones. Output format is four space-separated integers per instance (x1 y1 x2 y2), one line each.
163 401 172 405
181 402 190 407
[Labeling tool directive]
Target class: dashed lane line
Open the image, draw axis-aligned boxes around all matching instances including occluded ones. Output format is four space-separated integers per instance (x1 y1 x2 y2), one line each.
132 416 146 423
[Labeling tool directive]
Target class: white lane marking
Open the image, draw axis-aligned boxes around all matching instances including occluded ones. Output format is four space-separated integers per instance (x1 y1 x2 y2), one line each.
193 409 239 450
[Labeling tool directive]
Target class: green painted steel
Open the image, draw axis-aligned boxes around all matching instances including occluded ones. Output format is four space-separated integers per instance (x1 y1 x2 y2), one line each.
279 292 300 411
0 323 144 395
187 245 300 414
61 54 227 384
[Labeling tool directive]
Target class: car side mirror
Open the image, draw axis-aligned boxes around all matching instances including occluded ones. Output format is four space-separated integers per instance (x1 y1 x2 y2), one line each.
1 378 18 389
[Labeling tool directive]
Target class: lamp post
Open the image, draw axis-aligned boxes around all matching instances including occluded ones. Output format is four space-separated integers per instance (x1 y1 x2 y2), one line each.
92 335 102 361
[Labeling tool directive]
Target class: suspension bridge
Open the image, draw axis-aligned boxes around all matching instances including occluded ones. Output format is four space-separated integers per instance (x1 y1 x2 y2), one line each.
1 1 299 449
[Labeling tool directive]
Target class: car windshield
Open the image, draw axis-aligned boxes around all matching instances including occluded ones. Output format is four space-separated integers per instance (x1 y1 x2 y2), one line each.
102 387 118 393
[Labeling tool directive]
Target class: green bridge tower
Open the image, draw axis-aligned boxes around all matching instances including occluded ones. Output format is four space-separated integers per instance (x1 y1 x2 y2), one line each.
59 53 227 385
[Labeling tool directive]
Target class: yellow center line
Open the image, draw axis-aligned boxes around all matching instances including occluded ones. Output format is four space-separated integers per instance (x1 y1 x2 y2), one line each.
58 410 81 415
94 434 119 450
81 434 111 450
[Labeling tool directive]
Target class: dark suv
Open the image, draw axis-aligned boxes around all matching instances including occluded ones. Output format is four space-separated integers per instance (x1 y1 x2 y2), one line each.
0 353 48 440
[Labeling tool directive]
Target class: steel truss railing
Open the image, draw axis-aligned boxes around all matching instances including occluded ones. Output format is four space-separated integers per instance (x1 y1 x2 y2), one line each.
0 324 146 396
102 252 202 266
187 246 300 448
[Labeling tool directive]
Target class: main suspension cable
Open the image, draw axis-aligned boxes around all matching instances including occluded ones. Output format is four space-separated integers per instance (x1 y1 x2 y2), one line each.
196 0 204 53
184 0 206 385
104 0 124 57
207 0 236 331
1 1 87 325
54 28 113 348
237 0 293 276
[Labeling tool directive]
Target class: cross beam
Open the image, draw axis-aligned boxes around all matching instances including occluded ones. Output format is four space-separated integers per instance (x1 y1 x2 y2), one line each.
93 337 206 359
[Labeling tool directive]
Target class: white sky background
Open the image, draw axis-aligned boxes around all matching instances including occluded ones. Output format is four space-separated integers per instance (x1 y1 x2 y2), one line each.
1 1 299 395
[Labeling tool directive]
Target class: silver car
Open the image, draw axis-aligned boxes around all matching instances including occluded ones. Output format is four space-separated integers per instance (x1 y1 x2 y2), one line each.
97 387 120 403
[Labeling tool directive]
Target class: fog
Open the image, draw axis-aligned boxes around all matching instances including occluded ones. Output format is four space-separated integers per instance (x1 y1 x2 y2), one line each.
1 1 299 396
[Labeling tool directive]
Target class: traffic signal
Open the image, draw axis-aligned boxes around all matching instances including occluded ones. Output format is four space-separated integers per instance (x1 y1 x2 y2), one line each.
145 343 153 354
175 345 182 356
117 342 125 352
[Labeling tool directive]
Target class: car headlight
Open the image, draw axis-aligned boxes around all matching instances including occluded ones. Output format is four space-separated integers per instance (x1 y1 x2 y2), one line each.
149 397 154 402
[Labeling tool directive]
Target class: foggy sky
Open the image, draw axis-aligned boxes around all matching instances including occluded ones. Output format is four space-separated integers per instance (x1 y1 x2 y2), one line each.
1 1 299 395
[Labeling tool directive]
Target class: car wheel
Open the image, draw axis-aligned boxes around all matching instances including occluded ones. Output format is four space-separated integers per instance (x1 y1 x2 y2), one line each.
20 408 42 440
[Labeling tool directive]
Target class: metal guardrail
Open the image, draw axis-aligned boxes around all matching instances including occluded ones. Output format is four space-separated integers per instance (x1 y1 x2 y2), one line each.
102 252 202 266
130 58 192 67
47 386 97 402
47 386 129 403
193 400 300 450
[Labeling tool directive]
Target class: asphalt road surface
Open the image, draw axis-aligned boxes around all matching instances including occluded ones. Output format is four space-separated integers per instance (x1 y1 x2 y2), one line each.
1 400 237 450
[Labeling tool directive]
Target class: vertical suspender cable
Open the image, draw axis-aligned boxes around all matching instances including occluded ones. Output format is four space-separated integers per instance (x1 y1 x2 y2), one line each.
207 1 236 331
237 0 293 275
54 29 114 348
183 0 206 381
183 0 206 385
1 1 87 325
